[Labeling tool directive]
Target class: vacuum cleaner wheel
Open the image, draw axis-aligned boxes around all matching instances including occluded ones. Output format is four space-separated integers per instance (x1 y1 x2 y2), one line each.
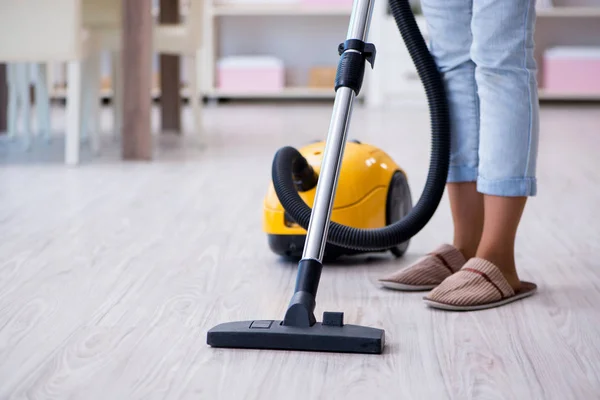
387 170 413 257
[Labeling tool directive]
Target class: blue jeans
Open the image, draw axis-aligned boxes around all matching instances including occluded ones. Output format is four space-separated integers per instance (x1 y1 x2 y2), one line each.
420 0 539 196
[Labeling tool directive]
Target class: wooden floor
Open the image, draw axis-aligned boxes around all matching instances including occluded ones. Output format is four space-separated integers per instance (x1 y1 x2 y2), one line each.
1 101 599 399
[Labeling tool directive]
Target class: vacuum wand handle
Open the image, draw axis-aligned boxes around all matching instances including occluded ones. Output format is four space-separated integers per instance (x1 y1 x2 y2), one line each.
301 0 375 263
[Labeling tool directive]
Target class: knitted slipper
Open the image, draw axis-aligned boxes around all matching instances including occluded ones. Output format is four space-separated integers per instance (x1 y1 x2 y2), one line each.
379 244 466 291
423 258 537 311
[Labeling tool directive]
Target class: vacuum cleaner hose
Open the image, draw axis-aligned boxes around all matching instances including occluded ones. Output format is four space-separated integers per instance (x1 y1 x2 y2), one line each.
271 0 450 252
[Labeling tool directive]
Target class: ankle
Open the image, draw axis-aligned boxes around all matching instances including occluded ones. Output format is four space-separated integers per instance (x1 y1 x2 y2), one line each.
452 242 478 260
453 232 482 260
475 248 521 290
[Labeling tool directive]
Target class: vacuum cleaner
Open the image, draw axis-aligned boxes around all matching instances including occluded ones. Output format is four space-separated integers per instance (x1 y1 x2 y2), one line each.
263 139 413 260
263 140 413 261
206 0 450 354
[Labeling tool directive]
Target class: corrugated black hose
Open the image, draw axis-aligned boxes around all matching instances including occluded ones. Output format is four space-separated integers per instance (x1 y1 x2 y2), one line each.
271 0 450 252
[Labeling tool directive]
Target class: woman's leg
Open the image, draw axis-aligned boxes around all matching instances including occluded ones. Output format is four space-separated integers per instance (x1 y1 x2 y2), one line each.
424 0 539 309
424 0 485 261
476 196 527 290
448 182 483 260
380 0 482 290
471 0 539 290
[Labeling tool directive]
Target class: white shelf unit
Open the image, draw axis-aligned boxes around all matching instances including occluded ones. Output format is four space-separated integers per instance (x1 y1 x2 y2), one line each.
203 1 356 100
366 0 600 106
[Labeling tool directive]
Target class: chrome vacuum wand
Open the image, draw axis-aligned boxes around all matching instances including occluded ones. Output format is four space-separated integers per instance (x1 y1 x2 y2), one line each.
281 0 377 329
207 0 385 354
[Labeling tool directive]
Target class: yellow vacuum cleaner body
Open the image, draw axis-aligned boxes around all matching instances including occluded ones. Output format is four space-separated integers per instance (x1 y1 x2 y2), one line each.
263 140 413 259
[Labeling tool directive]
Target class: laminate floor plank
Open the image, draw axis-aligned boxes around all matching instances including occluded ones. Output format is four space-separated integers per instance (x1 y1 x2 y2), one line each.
0 102 599 399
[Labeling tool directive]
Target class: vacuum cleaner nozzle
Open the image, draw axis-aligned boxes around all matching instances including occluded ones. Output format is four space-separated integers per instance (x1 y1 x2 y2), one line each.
207 312 384 354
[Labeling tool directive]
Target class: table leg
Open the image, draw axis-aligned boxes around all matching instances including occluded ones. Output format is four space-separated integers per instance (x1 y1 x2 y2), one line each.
159 0 181 133
122 0 152 160
0 64 7 134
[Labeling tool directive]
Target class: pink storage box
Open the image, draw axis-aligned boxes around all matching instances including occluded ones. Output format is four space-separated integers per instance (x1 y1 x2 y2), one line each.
217 56 285 92
543 46 600 94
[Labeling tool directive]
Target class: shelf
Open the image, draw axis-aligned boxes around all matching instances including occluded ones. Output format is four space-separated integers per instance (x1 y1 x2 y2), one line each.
539 89 600 101
537 7 600 17
48 86 337 100
212 4 352 16
207 87 336 99
47 87 600 103
212 4 600 18
50 87 163 100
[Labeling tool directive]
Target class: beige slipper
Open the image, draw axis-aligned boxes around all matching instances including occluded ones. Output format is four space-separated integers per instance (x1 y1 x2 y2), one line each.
379 244 466 291
423 258 537 311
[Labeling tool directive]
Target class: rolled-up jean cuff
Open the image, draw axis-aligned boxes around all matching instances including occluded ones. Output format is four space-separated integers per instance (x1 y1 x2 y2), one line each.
447 165 478 183
477 176 537 197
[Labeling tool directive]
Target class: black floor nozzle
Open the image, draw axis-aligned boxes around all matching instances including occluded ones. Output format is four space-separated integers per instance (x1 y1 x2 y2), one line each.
206 258 385 354
206 312 384 354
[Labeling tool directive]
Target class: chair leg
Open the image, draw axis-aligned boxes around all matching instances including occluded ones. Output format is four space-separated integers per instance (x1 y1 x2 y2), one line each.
80 57 91 144
7 64 18 139
33 63 52 142
186 54 203 144
111 51 123 141
14 64 32 149
87 52 102 155
66 60 82 165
